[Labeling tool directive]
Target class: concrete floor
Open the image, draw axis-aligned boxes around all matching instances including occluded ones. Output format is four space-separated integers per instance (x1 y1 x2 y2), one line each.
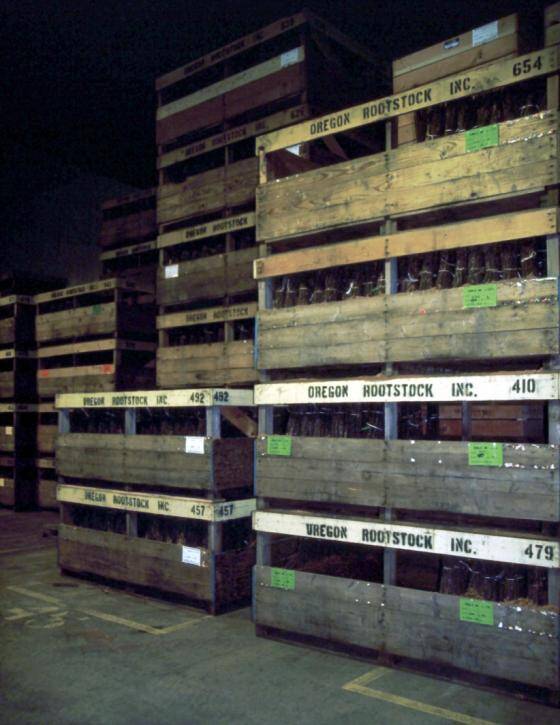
1 510 559 725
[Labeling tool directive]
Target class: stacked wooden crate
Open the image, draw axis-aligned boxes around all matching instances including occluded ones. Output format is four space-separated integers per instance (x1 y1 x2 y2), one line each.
55 388 256 613
155 10 382 389
98 188 158 286
0 273 65 509
252 8 560 701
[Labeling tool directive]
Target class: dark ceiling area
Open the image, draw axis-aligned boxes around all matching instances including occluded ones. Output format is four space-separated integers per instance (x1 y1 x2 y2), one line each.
1 0 551 191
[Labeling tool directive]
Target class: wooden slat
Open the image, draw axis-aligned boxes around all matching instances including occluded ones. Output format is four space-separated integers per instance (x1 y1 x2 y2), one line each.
158 211 255 250
55 388 254 408
157 341 256 388
35 278 151 304
254 208 557 277
256 437 560 521
258 46 559 152
99 240 157 262
257 278 559 370
156 12 307 90
101 188 156 211
37 338 155 359
255 567 560 690
257 112 558 241
158 302 257 330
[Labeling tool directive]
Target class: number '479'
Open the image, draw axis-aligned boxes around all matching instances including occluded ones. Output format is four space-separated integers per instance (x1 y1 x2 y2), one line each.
524 543 555 561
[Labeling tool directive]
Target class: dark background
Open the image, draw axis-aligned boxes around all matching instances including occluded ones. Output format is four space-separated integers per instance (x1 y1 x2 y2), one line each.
0 0 552 282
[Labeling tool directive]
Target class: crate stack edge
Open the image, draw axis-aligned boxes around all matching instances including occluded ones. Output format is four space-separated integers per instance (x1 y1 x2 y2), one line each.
155 10 384 390
252 5 560 701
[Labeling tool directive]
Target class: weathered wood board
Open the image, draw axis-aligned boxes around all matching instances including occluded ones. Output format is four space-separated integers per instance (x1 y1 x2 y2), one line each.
257 111 558 241
256 437 560 521
157 340 257 388
56 434 253 492
255 566 560 690
158 247 258 307
157 158 258 226
257 278 559 370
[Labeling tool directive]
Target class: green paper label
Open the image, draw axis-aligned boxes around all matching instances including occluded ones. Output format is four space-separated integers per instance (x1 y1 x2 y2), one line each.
91 304 103 315
468 442 503 467
267 435 292 457
270 568 295 590
462 284 497 309
465 124 499 152
460 598 494 625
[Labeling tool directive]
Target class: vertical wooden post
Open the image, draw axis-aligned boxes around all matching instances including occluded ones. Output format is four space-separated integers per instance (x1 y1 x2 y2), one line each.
124 407 138 537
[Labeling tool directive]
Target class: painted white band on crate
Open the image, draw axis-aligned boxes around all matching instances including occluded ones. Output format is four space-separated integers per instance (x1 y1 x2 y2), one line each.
254 511 560 568
254 373 559 405
57 484 256 522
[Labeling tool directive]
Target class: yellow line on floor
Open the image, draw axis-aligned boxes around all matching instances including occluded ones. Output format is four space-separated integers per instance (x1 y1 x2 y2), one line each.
6 585 210 636
7 585 61 605
343 672 498 725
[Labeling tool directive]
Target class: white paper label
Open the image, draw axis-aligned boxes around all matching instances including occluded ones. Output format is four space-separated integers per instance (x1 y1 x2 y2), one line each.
181 546 202 566
164 264 179 279
286 144 302 156
3 427 13 435
281 48 300 68
472 20 498 47
0 478 4 487
185 436 205 454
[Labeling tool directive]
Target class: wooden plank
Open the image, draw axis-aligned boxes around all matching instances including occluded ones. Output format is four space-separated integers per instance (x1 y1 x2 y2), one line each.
157 211 255 250
221 407 258 437
257 113 558 240
0 295 34 307
254 208 557 277
258 46 559 152
37 479 58 509
99 240 157 262
35 278 151 304
255 373 559 405
101 188 156 210
157 47 305 120
157 341 256 388
157 247 258 307
257 278 559 370
254 510 560 567
256 437 560 521
57 483 255 521
158 302 257 330
58 525 213 601
36 304 117 344
157 158 258 225
156 12 307 90
55 388 253 408
255 567 560 690
393 15 518 91
37 339 155 359
158 105 310 169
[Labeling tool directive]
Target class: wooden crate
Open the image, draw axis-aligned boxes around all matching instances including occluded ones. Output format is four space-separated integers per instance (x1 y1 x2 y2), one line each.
99 241 158 287
255 565 559 694
155 10 378 149
0 455 36 509
37 402 57 455
35 278 155 345
393 14 520 146
254 372 559 521
157 301 257 388
55 387 256 611
99 189 157 250
37 457 57 509
437 402 545 440
0 403 37 509
256 111 558 242
0 295 35 351
37 339 156 397
58 524 254 613
257 276 558 371
0 350 36 401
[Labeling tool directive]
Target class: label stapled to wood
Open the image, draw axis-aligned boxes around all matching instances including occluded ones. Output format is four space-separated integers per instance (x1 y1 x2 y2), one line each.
460 598 494 625
465 124 499 152
181 546 202 566
270 568 295 590
462 284 498 308
266 435 292 456
468 442 504 467
164 264 179 279
472 20 498 48
185 436 206 454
